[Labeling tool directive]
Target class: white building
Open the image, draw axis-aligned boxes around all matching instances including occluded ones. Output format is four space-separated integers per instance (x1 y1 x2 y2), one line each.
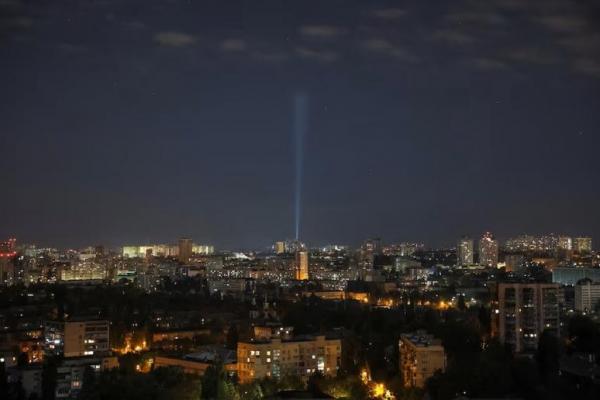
575 280 600 312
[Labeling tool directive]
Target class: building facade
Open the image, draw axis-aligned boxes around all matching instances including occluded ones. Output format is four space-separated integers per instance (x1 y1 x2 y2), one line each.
574 280 600 312
237 335 341 384
45 319 110 358
479 232 499 268
399 331 446 388
295 250 309 280
178 238 193 263
492 283 560 353
457 237 474 266
573 237 592 254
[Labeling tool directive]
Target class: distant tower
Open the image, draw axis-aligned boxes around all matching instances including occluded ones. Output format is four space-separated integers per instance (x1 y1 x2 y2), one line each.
0 238 17 285
479 232 499 268
275 241 286 254
457 236 474 266
178 238 193 264
295 250 309 280
573 237 592 254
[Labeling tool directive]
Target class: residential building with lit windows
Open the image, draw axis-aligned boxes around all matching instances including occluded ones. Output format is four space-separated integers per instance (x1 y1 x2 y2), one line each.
55 356 118 399
573 237 592 254
237 335 341 384
399 330 446 388
479 232 499 268
574 279 600 312
44 319 110 358
295 250 309 280
492 283 560 353
457 236 474 266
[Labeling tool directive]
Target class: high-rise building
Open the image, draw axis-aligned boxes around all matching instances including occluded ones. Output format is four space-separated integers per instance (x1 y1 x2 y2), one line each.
0 238 17 285
573 237 592 254
557 236 572 251
360 238 381 269
479 232 499 268
275 241 286 254
178 238 193 263
574 279 600 313
295 250 309 280
192 244 215 255
457 236 474 266
44 319 110 358
399 330 446 388
237 335 341 384
492 283 560 353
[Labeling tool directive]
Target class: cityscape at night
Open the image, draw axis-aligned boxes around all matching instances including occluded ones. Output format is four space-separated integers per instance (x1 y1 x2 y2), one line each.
2 0 600 399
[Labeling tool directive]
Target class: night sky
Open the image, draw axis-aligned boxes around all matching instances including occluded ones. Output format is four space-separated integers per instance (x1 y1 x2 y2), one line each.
1 0 599 250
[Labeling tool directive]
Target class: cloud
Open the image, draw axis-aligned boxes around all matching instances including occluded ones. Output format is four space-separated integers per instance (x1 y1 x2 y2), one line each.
250 50 289 63
370 8 406 20
431 29 476 45
56 43 88 54
361 39 419 63
154 31 197 47
506 48 559 65
573 58 600 78
0 16 32 29
559 34 600 55
536 15 586 33
299 25 346 39
471 57 510 71
221 39 246 52
444 12 506 26
295 47 338 63
124 20 146 30
0 0 22 7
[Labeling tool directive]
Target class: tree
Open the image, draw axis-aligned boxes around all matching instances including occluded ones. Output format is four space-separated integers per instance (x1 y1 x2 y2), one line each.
0 362 8 400
41 356 59 400
201 363 222 399
226 324 239 350
536 329 561 380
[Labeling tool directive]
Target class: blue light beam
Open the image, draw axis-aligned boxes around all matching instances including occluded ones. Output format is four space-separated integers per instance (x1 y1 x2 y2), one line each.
294 93 308 241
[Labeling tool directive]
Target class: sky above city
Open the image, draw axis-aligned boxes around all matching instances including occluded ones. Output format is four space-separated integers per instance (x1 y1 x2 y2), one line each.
1 0 600 250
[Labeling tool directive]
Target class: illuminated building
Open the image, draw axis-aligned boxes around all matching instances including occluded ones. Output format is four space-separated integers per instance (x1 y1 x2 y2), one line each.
399 330 446 388
252 325 294 341
0 238 17 285
360 238 381 269
504 234 559 253
55 356 118 399
123 242 213 259
237 335 341 384
492 283 560 353
295 250 309 280
178 238 193 263
574 280 600 312
479 232 498 268
504 254 525 272
45 319 110 358
192 244 214 255
457 236 473 266
275 241 286 254
383 242 424 257
61 261 106 281
557 236 572 250
573 237 592 254
208 278 250 294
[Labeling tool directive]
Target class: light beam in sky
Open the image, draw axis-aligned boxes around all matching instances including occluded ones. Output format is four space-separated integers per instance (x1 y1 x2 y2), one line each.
293 93 308 241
